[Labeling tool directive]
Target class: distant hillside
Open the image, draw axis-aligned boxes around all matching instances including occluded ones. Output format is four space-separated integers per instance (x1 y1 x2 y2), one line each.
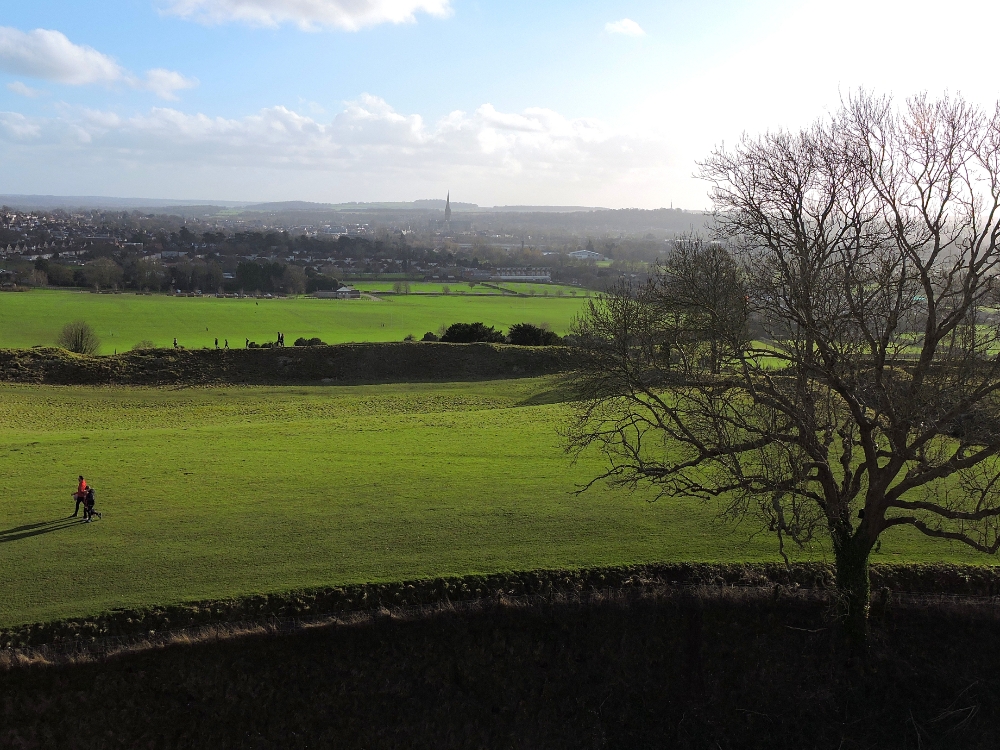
0 195 249 210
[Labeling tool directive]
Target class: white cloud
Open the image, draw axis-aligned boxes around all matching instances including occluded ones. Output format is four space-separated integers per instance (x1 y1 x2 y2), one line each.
0 96 672 206
6 81 44 98
163 0 452 31
0 27 124 85
0 112 41 140
140 69 199 100
605 19 645 37
0 26 197 100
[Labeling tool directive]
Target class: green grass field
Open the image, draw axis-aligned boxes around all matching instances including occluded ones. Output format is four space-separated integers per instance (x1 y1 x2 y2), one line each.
357 281 587 297
0 377 985 627
0 289 587 354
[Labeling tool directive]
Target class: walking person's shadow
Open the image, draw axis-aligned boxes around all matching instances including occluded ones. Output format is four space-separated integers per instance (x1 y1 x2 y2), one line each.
0 517 81 544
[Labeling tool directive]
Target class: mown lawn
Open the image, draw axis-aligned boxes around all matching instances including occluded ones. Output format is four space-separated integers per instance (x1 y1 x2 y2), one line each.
0 289 586 354
0 377 986 627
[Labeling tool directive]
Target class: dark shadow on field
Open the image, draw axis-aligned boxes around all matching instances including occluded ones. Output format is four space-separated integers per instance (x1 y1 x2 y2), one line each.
517 380 578 407
0 517 82 544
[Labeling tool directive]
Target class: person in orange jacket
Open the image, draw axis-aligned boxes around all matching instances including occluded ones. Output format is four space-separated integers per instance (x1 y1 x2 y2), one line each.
72 475 87 517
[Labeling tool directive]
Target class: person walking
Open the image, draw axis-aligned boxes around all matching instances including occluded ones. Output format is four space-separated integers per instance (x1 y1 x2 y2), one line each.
71 475 87 517
173 337 179 349
224 339 229 349
215 337 219 349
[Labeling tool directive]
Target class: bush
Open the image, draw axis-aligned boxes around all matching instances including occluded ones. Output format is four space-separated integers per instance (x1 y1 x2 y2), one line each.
57 321 100 354
422 332 439 342
294 337 326 347
403 334 416 342
131 340 156 351
508 323 562 346
440 322 505 344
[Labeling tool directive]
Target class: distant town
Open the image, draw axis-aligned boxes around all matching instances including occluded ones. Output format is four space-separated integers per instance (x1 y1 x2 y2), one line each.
0 200 709 294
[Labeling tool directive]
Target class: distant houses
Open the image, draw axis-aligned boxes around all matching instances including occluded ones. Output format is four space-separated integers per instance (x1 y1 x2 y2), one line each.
494 267 552 282
313 286 361 299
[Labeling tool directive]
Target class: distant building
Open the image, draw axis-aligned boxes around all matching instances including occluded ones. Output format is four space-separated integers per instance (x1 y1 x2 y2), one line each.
429 191 473 232
493 267 552 282
567 249 605 261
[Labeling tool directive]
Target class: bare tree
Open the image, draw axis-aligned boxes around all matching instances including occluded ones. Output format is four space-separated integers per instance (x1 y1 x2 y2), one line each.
567 92 1000 644
58 321 101 354
651 238 750 374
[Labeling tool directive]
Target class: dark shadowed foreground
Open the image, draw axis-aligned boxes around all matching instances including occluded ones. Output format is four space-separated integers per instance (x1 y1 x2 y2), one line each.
3 588 998 749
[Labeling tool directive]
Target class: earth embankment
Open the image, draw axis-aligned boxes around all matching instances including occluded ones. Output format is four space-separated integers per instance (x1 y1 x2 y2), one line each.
0 343 578 385
3 581 999 749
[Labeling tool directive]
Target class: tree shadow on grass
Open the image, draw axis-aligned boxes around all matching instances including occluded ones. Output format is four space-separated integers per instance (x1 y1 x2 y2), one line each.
0 517 83 544
518 381 579 407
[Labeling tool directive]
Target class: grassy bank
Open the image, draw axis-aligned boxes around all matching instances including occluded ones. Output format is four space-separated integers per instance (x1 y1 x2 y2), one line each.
0 378 989 629
0 288 586 353
3 589 998 748
0 342 577 385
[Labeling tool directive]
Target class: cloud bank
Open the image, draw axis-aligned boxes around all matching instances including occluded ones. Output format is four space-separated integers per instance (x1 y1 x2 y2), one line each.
163 0 452 31
0 26 198 100
0 95 670 205
0 27 124 85
605 19 645 37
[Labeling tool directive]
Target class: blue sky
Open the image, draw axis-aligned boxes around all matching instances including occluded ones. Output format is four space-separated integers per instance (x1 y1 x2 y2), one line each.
1 0 996 207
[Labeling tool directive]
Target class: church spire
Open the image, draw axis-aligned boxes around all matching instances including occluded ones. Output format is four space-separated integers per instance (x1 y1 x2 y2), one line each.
445 191 452 222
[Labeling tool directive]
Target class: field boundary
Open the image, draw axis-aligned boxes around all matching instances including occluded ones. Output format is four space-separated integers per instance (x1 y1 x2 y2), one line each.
0 342 578 385
4 561 1000 653
10 584 1000 670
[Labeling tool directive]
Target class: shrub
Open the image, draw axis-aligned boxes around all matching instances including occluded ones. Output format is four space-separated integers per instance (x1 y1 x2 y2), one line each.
57 321 100 354
440 322 505 344
131 340 156 351
508 323 562 346
294 337 326 347
403 334 416 342
422 332 439 342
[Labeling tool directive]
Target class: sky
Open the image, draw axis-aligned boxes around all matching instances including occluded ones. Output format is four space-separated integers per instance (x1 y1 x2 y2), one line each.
1 0 999 209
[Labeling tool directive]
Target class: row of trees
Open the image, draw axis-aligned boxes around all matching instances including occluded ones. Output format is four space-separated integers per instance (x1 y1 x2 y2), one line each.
568 92 1000 646
29 258 311 294
437 322 562 346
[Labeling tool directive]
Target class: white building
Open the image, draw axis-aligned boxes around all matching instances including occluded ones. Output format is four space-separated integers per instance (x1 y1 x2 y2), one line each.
567 249 605 261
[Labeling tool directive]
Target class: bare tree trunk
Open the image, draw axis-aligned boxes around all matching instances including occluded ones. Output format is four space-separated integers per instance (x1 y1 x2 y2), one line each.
834 537 871 650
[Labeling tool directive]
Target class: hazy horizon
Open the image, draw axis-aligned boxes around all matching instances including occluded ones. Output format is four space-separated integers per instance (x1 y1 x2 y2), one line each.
3 0 998 209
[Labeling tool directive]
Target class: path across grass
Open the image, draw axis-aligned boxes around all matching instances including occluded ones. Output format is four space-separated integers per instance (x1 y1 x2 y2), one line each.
0 289 587 354
0 377 984 628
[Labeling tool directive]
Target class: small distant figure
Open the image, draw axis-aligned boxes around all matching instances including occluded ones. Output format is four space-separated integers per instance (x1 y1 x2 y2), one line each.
277 332 284 347
224 339 229 350
71 475 87 517
215 337 219 349
173 337 179 349
246 338 250 349
83 487 101 523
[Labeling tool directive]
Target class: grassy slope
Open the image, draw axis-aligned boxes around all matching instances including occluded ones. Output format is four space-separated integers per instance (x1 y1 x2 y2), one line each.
0 289 586 354
0 377 986 628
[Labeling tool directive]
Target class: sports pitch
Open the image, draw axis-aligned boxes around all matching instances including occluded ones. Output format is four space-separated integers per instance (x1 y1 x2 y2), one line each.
0 377 983 628
0 288 588 354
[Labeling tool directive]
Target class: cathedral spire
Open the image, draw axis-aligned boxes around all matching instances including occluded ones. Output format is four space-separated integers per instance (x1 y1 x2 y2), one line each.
445 191 452 222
